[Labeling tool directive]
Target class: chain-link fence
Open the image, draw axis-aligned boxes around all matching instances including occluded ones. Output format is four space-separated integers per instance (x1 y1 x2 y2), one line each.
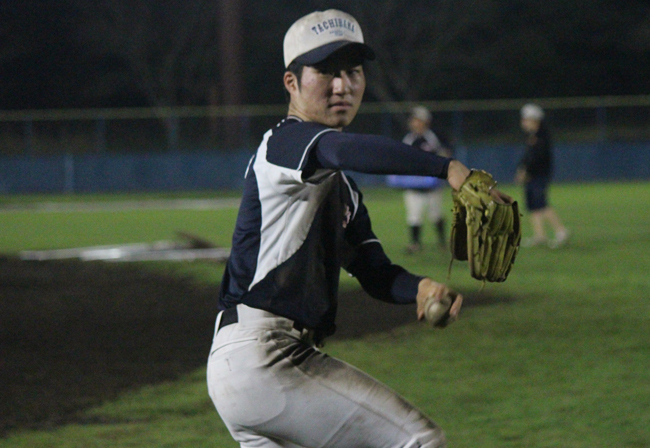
2 95 650 156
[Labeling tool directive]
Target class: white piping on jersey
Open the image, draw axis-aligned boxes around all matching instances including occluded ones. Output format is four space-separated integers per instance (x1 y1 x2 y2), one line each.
245 130 271 178
244 153 256 178
283 116 338 173
249 128 340 290
340 172 360 221
360 239 381 245
297 128 338 170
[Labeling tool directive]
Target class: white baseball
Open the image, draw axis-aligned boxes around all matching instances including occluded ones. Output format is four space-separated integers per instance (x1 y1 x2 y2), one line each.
424 293 453 325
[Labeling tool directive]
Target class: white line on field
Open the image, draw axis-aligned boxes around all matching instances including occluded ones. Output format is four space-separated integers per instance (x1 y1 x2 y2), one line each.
0 198 241 213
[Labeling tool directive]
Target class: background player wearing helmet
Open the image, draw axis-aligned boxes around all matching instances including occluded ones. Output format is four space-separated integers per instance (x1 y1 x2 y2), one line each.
206 9 500 448
387 106 452 253
516 103 570 248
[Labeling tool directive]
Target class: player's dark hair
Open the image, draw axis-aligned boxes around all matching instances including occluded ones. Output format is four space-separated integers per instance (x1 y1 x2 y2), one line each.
283 46 366 102
287 61 305 84
284 61 305 102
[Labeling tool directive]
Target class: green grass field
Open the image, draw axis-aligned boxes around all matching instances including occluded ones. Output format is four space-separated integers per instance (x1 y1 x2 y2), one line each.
1 181 649 448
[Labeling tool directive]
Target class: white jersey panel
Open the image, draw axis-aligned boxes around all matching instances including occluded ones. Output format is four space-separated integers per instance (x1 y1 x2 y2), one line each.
250 134 337 290
402 129 441 152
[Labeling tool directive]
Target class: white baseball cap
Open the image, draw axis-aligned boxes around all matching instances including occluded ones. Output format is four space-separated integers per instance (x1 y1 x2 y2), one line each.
283 9 375 68
411 106 432 122
520 103 545 120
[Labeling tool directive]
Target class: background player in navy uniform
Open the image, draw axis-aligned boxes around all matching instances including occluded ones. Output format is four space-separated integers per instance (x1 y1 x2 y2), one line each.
515 103 569 248
387 106 451 253
207 9 507 448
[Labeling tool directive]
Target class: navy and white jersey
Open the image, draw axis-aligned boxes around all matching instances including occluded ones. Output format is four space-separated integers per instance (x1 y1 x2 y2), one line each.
219 117 452 339
402 129 442 154
519 122 552 179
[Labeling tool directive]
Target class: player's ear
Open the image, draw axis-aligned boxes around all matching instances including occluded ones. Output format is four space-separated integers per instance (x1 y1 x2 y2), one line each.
284 71 299 94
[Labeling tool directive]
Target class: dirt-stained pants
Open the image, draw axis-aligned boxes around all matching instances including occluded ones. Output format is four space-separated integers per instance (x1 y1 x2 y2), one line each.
207 304 446 448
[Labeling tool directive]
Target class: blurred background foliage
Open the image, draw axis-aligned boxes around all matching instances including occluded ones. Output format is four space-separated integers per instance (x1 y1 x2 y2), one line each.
2 0 650 110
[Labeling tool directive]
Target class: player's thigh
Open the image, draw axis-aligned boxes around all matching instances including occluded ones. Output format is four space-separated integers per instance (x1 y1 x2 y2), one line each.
426 190 444 221
209 330 445 448
207 327 293 428
239 435 304 448
404 190 427 225
254 342 445 448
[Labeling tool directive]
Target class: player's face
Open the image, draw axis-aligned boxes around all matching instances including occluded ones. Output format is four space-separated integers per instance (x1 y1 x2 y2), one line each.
521 118 540 133
285 57 366 130
408 117 429 135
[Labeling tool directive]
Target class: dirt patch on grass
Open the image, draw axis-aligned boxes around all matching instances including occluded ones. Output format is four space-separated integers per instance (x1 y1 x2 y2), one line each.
0 257 512 437
0 258 219 436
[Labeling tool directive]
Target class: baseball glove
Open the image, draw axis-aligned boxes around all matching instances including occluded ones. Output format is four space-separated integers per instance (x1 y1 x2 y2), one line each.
449 170 522 283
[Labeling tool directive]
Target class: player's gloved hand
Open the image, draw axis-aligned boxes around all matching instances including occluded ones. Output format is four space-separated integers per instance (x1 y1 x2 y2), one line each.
416 278 463 328
449 169 522 283
446 160 471 191
447 161 513 204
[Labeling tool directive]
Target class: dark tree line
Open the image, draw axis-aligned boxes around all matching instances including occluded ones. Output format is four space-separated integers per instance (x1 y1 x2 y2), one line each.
2 0 650 111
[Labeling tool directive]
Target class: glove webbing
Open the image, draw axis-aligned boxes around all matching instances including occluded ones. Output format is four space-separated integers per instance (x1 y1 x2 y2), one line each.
448 170 521 285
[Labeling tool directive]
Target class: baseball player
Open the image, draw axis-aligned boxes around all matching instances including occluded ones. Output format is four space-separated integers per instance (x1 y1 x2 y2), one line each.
387 106 451 253
207 9 487 448
515 103 569 248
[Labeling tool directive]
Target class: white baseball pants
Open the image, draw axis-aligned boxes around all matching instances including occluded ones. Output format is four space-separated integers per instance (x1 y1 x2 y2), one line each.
404 189 444 226
207 304 446 448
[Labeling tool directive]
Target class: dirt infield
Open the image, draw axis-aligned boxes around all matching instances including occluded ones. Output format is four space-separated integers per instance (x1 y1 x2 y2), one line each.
0 257 508 437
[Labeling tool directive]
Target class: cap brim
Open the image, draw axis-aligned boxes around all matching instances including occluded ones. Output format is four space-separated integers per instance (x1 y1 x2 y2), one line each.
292 41 375 67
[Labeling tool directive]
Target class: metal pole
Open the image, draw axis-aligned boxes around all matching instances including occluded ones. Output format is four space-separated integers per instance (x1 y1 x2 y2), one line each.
64 153 74 193
596 106 607 143
167 116 179 151
452 110 464 145
95 117 107 152
452 110 468 165
241 114 251 149
24 120 34 154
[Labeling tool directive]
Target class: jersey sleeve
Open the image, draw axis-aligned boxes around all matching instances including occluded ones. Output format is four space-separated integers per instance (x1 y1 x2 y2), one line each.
265 120 337 184
307 131 452 179
342 178 423 304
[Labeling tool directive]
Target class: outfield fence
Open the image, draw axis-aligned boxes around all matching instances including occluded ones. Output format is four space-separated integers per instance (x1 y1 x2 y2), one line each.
1 95 649 193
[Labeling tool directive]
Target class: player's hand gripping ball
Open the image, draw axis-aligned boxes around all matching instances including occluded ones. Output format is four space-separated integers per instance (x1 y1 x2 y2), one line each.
424 292 453 326
417 280 461 328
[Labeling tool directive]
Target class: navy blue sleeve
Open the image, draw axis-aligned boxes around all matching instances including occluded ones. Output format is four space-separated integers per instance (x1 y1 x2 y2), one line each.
311 131 452 178
267 121 334 170
342 180 423 304
345 243 423 304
